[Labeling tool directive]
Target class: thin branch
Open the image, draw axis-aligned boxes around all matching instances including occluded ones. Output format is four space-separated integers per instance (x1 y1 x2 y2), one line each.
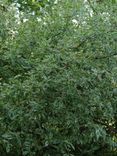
93 118 116 135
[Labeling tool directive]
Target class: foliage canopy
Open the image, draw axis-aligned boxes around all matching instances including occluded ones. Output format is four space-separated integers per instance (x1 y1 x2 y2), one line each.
0 0 117 155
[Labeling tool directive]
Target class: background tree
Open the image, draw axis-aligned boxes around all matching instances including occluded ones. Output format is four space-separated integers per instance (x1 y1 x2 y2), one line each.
0 0 117 155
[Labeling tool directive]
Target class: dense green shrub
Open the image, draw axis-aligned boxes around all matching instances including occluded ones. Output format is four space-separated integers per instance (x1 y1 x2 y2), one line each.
0 0 117 155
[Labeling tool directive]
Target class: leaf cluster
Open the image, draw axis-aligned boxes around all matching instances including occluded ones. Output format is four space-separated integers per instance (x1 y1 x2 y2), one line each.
0 0 117 155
